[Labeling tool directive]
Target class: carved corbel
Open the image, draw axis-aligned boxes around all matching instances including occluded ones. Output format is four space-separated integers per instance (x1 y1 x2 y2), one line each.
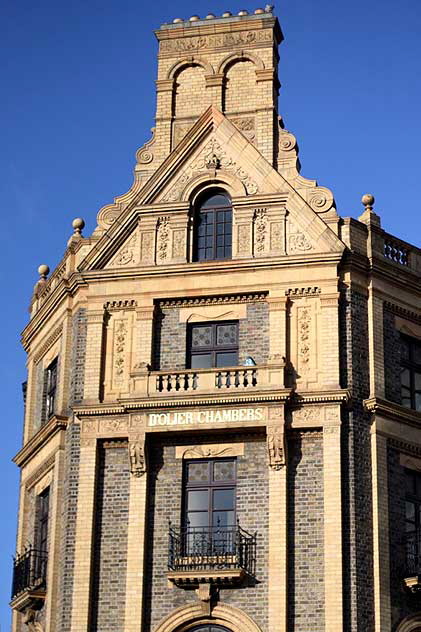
195 583 218 615
23 608 43 632
128 435 146 477
267 408 287 469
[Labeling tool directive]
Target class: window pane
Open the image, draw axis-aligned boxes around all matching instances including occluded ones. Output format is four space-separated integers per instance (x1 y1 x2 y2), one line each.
406 501 416 522
186 462 209 483
401 337 410 361
213 488 235 510
213 460 235 482
217 324 237 346
401 368 411 387
187 512 209 528
416 392 421 412
187 490 208 511
414 343 421 365
201 194 230 209
213 510 234 526
216 352 238 367
415 372 421 390
191 327 213 348
191 353 213 369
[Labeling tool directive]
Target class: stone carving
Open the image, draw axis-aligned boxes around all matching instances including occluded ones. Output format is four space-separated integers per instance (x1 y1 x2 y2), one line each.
129 440 146 476
267 425 286 469
136 128 156 165
160 29 272 54
173 122 193 147
114 320 128 380
102 418 128 433
183 445 233 459
23 609 43 632
298 307 311 372
130 414 145 429
161 137 258 202
230 117 256 143
157 216 170 261
278 129 297 153
113 232 138 266
237 224 251 254
286 287 320 297
80 438 95 448
82 420 97 434
141 231 154 263
292 406 320 423
172 229 186 259
270 222 283 252
159 293 267 308
253 208 268 254
307 187 334 214
104 299 137 310
289 232 312 253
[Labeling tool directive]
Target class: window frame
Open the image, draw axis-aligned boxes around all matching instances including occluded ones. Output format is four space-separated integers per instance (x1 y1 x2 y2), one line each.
36 487 50 553
45 358 58 421
182 458 237 531
401 335 421 412
193 191 232 262
186 321 239 369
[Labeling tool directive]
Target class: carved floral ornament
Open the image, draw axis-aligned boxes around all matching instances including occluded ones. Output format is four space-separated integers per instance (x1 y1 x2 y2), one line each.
161 138 258 202
253 208 268 253
159 29 272 54
157 216 170 261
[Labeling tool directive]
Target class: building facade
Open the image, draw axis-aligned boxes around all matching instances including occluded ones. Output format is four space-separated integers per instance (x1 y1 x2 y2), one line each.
10 8 421 632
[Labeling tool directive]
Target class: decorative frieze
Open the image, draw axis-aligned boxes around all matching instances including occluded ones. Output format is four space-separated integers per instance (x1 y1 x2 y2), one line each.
159 29 272 55
253 208 268 254
157 216 170 262
297 307 311 373
113 320 128 383
158 292 268 308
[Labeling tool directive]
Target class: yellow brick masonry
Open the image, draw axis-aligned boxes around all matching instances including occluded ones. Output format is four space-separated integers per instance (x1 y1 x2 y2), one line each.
268 465 287 632
83 311 105 402
70 439 97 632
371 428 391 631
323 423 343 630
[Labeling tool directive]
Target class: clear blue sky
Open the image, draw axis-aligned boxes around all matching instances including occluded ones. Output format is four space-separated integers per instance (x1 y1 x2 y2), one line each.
1 0 420 627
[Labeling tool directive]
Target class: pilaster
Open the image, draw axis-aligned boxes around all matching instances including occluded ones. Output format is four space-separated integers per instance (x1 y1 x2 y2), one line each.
83 310 105 403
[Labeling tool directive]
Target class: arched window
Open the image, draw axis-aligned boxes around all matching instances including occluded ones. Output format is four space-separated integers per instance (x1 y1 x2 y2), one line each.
194 191 232 262
189 626 231 632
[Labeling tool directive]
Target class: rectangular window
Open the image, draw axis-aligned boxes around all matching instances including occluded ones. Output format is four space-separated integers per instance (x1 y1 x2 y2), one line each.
45 358 58 420
36 487 50 553
187 322 238 369
401 336 421 412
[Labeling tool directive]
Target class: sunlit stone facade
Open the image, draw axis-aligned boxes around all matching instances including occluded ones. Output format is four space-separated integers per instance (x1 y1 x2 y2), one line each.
11 8 421 632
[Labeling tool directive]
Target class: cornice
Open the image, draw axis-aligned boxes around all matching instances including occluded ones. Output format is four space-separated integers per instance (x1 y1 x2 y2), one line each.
383 301 421 325
13 415 68 468
157 292 268 308
364 397 421 428
290 389 351 405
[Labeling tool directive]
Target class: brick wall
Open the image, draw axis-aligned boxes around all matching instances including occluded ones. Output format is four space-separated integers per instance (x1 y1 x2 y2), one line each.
383 308 402 405
174 65 207 118
90 441 130 632
143 434 268 632
153 301 270 370
224 60 258 113
340 289 374 631
57 422 80 632
287 431 324 632
388 446 419 630
69 308 87 407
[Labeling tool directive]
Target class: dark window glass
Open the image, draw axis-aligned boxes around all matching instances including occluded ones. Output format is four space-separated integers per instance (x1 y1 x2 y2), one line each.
183 459 236 531
401 336 421 412
45 358 58 420
36 487 50 553
405 469 421 575
187 322 238 369
194 191 232 262
189 626 231 632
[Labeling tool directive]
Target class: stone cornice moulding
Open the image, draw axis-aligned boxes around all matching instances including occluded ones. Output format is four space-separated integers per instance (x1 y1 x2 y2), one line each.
365 397 421 429
13 415 68 468
31 323 63 364
383 301 421 325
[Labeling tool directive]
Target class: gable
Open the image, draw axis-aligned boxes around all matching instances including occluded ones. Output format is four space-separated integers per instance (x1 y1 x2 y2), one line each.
85 107 345 272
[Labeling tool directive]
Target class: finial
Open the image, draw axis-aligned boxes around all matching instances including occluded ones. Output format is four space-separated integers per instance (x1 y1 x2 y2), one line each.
72 217 85 236
238 10 249 15
358 193 381 228
189 15 200 21
38 264 50 280
205 13 215 19
254 8 265 14
173 18 183 23
222 11 232 17
265 4 274 12
361 193 375 211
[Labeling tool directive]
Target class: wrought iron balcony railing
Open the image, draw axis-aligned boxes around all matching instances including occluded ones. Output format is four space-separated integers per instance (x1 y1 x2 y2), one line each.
168 524 256 580
11 546 47 601
406 532 421 577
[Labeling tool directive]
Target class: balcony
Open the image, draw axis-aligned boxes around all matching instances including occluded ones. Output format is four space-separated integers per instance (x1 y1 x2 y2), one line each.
130 363 285 398
404 533 421 594
10 547 47 610
167 524 256 586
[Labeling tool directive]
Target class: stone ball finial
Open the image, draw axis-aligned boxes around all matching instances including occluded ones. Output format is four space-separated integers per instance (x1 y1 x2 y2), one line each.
72 217 85 234
205 13 215 19
189 15 199 21
173 18 183 23
361 193 375 209
238 10 249 15
38 264 50 279
222 11 232 17
254 8 265 14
